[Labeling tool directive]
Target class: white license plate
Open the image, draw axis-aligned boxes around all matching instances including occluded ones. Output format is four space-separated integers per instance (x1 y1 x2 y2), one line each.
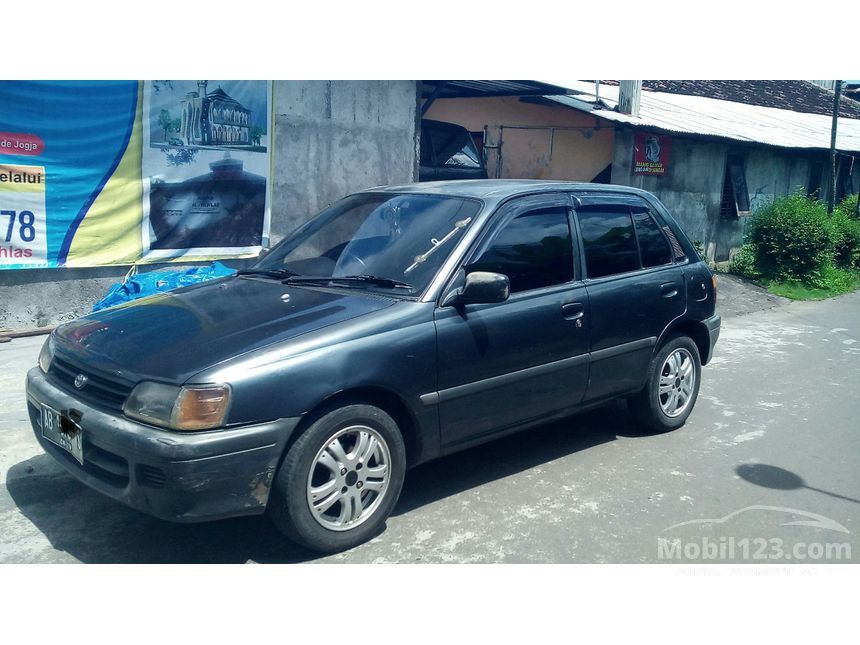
41 403 84 465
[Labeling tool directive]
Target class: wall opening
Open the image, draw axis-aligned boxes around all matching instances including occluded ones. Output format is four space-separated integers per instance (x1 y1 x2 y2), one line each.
807 160 824 198
720 153 751 217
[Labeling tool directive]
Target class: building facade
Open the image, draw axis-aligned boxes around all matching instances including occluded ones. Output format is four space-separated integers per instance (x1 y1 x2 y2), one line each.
427 81 860 262
179 82 252 147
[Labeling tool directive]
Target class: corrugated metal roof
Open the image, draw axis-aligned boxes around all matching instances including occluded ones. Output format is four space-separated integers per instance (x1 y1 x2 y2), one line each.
421 80 571 99
540 80 860 153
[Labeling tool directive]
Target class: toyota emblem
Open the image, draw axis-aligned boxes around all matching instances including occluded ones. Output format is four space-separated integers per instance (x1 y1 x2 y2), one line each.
74 374 88 389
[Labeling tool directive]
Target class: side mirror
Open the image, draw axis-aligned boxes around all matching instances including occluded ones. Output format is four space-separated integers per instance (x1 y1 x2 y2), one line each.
443 271 510 307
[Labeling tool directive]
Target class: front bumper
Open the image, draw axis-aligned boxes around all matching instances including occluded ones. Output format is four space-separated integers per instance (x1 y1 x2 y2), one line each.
703 314 721 364
26 367 301 523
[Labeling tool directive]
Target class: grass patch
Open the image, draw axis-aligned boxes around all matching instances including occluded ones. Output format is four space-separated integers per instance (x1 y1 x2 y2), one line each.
765 268 860 300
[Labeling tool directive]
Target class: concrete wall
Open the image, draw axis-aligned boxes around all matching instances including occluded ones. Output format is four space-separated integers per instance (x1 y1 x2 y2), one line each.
425 96 614 182
270 81 418 242
612 129 831 262
0 81 419 329
745 149 813 213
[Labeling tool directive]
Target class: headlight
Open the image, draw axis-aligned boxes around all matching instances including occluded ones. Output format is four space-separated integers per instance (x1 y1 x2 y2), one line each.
123 382 231 431
38 337 55 373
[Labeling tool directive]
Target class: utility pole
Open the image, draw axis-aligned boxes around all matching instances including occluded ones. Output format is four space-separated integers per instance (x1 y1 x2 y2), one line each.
618 80 642 117
827 80 842 214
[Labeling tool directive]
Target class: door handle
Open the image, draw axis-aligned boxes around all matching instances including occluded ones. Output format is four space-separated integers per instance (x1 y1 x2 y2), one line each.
561 302 585 321
660 282 679 298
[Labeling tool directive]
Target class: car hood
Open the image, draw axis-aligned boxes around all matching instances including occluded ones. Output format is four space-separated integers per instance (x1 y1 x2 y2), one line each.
53 276 397 383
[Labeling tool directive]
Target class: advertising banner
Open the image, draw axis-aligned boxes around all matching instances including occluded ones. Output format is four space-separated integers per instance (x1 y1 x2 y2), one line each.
0 80 272 270
633 131 671 175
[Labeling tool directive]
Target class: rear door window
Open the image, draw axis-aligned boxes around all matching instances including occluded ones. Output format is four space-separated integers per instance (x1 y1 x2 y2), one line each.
577 206 640 278
632 208 672 267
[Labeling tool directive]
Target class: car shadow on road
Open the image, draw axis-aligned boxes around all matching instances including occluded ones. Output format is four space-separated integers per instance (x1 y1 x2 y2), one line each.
6 400 641 564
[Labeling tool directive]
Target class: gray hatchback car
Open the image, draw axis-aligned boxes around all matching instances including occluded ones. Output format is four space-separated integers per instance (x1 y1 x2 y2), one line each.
27 180 720 552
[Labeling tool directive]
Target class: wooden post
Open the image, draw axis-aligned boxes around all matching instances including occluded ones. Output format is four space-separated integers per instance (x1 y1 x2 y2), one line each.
618 81 642 117
827 80 842 214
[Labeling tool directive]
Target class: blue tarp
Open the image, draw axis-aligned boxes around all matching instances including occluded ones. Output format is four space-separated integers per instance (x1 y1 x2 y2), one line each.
92 262 236 312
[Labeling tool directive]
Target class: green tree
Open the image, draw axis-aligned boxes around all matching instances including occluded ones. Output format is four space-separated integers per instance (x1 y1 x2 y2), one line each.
158 109 173 142
251 125 264 146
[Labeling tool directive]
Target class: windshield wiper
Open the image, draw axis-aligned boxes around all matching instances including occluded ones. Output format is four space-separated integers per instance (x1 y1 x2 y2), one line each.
235 267 300 280
285 274 415 291
332 275 415 290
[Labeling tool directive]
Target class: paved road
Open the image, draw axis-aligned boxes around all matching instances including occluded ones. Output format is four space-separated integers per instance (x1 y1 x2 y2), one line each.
2 289 858 563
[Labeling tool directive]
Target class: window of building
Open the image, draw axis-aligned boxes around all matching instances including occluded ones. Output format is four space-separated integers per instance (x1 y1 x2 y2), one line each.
577 207 640 278
632 209 672 267
807 161 824 198
837 156 856 202
720 154 750 217
467 207 573 293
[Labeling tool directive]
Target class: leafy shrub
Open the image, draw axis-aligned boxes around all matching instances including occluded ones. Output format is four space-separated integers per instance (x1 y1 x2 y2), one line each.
729 244 760 279
745 193 833 282
808 263 860 293
693 240 709 264
828 210 860 269
835 194 859 221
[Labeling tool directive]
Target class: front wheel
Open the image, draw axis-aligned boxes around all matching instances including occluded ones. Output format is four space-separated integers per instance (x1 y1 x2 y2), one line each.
628 335 701 433
268 403 406 553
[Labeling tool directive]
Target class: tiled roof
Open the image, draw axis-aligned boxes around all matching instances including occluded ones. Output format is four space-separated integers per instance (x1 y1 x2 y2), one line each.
592 80 860 119
643 80 860 119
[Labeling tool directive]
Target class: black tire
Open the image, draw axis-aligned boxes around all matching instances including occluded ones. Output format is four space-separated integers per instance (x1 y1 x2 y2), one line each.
628 335 702 433
268 403 406 553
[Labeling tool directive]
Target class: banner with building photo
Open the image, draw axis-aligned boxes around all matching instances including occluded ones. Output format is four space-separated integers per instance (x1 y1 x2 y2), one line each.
141 80 272 260
0 80 272 270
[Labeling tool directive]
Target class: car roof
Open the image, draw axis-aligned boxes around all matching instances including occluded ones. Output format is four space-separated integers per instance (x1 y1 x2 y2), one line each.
361 179 655 201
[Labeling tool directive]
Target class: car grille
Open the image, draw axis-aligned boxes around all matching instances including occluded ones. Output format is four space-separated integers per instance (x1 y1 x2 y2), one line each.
137 465 167 489
85 443 130 486
48 355 134 412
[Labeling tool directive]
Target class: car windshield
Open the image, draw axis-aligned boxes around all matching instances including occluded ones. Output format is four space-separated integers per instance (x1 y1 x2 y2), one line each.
255 193 481 293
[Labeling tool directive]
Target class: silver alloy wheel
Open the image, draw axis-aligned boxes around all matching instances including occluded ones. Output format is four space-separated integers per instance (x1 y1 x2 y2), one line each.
305 424 391 532
658 348 696 418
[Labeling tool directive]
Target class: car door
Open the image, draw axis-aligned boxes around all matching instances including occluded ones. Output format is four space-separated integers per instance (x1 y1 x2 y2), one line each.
574 194 686 402
432 193 590 448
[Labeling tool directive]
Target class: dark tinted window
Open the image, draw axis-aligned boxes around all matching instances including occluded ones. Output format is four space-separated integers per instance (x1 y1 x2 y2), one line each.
425 124 481 168
419 134 434 165
468 207 573 293
578 207 639 278
632 209 672 267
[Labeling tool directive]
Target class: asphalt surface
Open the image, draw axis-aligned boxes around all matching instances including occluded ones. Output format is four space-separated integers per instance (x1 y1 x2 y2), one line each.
1 279 858 563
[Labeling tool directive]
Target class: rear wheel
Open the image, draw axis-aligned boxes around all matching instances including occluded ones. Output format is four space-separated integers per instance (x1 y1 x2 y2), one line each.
628 335 701 433
268 403 406 553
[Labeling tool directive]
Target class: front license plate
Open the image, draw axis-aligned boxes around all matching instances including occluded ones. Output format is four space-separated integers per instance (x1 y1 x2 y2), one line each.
41 403 84 465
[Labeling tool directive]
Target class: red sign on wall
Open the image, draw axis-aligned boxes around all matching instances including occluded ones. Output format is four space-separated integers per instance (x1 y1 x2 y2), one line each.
633 132 670 175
